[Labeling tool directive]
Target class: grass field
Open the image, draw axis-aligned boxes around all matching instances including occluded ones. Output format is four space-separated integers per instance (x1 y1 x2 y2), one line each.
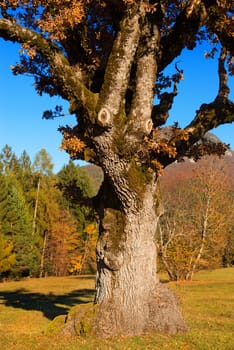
0 268 233 350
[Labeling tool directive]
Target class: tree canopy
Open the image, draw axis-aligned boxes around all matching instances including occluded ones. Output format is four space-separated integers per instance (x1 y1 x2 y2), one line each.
0 1 233 173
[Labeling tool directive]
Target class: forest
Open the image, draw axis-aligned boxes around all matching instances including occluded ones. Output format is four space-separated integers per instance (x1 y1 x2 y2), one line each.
0 144 102 279
0 143 233 281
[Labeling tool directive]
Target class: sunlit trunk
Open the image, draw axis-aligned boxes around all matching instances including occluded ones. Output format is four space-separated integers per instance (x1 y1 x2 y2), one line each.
39 230 47 278
186 196 210 280
93 177 186 337
32 176 41 236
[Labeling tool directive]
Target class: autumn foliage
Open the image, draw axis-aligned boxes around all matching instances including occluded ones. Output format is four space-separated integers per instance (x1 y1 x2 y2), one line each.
0 146 97 278
159 154 234 280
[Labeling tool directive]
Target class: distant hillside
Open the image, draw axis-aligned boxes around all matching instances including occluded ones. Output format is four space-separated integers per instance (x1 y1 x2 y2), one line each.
161 151 234 189
161 131 233 185
82 164 103 194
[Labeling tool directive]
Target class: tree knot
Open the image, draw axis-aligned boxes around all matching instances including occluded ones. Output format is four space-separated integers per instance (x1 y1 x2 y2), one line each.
97 107 113 128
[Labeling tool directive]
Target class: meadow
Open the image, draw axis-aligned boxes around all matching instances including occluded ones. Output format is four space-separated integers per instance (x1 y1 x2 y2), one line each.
0 268 233 350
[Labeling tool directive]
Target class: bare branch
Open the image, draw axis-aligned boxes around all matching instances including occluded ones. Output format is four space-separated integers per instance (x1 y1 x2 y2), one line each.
186 99 234 138
159 2 207 71
216 48 230 101
179 47 233 153
185 47 234 141
152 84 178 127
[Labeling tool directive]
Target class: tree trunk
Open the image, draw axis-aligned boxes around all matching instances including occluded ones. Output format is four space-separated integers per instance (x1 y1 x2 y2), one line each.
186 196 210 280
39 230 47 278
92 178 186 337
32 176 40 236
62 174 186 338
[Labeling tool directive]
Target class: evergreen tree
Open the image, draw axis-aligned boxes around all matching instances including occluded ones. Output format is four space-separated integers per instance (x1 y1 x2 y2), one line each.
0 145 22 179
57 161 96 232
18 150 33 192
0 234 15 276
56 161 98 274
0 145 15 173
19 150 32 175
0 172 8 222
58 161 95 199
9 153 21 176
2 176 38 277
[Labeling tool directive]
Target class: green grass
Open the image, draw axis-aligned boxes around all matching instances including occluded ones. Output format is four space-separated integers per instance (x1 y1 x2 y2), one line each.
0 269 233 349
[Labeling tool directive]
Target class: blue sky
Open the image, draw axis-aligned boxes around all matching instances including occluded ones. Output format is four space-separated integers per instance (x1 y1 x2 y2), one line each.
0 39 233 173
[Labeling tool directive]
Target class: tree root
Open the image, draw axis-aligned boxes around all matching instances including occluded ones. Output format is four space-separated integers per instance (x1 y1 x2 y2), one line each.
47 282 187 338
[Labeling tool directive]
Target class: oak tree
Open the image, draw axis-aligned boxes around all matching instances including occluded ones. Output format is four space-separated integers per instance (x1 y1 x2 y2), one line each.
0 0 233 337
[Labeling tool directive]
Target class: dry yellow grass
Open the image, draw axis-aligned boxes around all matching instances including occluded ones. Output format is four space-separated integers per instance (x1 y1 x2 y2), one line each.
0 269 233 349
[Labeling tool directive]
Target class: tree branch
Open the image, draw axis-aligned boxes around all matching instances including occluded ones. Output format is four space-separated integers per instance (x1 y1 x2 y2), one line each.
186 99 234 139
158 1 207 71
129 19 160 135
152 84 178 127
98 6 141 116
217 48 230 101
0 18 97 113
150 46 233 165
186 48 234 140
206 1 234 56
215 29 234 57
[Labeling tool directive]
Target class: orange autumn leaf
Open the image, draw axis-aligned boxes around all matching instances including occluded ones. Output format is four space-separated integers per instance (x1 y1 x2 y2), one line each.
60 132 86 157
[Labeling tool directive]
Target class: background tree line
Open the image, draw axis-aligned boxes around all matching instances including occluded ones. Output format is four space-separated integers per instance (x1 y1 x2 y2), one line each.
0 143 233 281
0 144 101 279
158 151 234 280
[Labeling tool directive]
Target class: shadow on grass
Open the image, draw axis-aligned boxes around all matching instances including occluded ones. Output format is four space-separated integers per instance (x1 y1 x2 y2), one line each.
0 287 95 320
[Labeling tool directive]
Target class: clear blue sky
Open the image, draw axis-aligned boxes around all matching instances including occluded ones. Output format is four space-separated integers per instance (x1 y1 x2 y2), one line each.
0 39 233 173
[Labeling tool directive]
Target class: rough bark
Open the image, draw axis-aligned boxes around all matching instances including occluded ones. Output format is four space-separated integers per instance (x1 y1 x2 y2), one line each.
95 179 185 336
62 176 186 338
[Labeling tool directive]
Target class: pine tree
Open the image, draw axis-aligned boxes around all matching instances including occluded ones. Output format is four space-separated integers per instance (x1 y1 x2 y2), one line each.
0 145 13 173
57 161 95 232
18 150 33 192
0 145 21 174
2 176 38 277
